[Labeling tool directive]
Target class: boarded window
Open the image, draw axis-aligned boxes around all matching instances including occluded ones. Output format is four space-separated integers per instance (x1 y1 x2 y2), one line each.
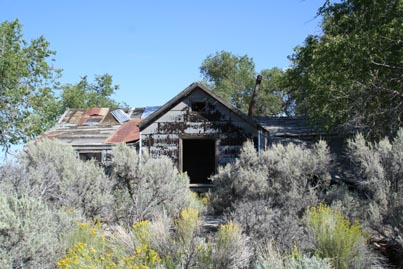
79 152 102 162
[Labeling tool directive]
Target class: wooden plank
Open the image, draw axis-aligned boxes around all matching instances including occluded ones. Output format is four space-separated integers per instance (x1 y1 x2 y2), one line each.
155 110 185 123
141 122 159 135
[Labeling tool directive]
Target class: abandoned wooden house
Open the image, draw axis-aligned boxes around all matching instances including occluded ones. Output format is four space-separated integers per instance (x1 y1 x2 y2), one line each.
40 82 332 188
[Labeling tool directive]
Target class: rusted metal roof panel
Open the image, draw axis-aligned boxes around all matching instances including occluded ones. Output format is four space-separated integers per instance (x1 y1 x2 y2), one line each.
39 125 121 146
67 110 84 125
56 108 112 127
39 108 123 146
104 119 141 144
85 108 108 116
77 108 109 126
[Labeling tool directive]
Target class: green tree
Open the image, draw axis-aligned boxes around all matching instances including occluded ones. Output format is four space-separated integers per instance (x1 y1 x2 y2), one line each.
60 73 121 111
287 0 403 138
0 19 60 152
200 51 289 116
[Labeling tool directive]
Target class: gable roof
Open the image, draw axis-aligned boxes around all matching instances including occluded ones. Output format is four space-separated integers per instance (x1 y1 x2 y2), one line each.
139 82 265 131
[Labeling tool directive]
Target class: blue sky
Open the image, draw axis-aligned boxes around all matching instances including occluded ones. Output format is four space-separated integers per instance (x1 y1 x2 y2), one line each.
2 0 324 107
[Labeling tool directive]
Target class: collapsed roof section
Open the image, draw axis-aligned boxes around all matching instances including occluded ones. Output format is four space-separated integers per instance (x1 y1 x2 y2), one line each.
39 107 159 147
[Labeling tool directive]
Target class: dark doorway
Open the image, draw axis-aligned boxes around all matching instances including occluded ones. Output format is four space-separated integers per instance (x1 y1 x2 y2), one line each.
182 139 215 184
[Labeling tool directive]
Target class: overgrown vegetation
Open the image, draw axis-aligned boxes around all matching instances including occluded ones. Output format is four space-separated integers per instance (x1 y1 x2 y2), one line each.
307 204 371 269
111 143 194 226
209 136 399 268
2 0 403 267
3 131 403 268
0 193 76 269
286 0 403 138
0 20 123 153
0 139 198 268
57 208 251 269
211 140 331 253
0 139 113 220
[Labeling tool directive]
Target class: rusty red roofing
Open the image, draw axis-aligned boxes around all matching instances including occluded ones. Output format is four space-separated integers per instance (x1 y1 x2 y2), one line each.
39 108 145 147
104 118 141 144
66 110 84 125
86 108 108 116
77 108 109 126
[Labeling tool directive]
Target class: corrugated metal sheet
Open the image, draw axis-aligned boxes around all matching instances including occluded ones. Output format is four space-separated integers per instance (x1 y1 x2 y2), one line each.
77 108 109 126
86 108 101 116
40 108 121 146
67 110 84 125
104 119 141 144
111 109 130 124
40 125 121 146
40 108 144 147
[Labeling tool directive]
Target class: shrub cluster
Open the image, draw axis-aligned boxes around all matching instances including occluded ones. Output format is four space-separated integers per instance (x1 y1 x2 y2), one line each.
211 140 331 252
210 139 387 267
211 140 331 213
0 139 196 268
0 139 113 220
0 193 76 269
347 130 403 235
58 208 251 269
111 143 194 226
2 129 403 267
307 204 372 269
255 242 332 269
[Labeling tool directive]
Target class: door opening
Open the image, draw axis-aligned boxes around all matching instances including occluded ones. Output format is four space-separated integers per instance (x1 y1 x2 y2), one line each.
182 139 215 185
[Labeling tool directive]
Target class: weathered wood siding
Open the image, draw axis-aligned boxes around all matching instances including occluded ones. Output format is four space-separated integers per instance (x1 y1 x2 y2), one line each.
141 88 265 169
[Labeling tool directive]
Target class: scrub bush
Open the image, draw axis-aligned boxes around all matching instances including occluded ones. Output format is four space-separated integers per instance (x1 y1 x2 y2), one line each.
58 221 161 269
307 204 374 269
228 199 311 252
347 129 403 235
211 140 331 253
255 242 332 269
111 143 193 225
0 139 113 220
211 221 252 269
101 208 251 269
61 208 205 268
146 207 209 268
0 193 76 269
210 140 331 213
346 130 403 267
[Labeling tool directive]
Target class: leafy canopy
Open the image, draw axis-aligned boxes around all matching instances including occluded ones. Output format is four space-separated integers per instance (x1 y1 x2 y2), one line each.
0 19 123 152
286 0 403 138
60 73 121 111
0 19 60 151
200 51 290 116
